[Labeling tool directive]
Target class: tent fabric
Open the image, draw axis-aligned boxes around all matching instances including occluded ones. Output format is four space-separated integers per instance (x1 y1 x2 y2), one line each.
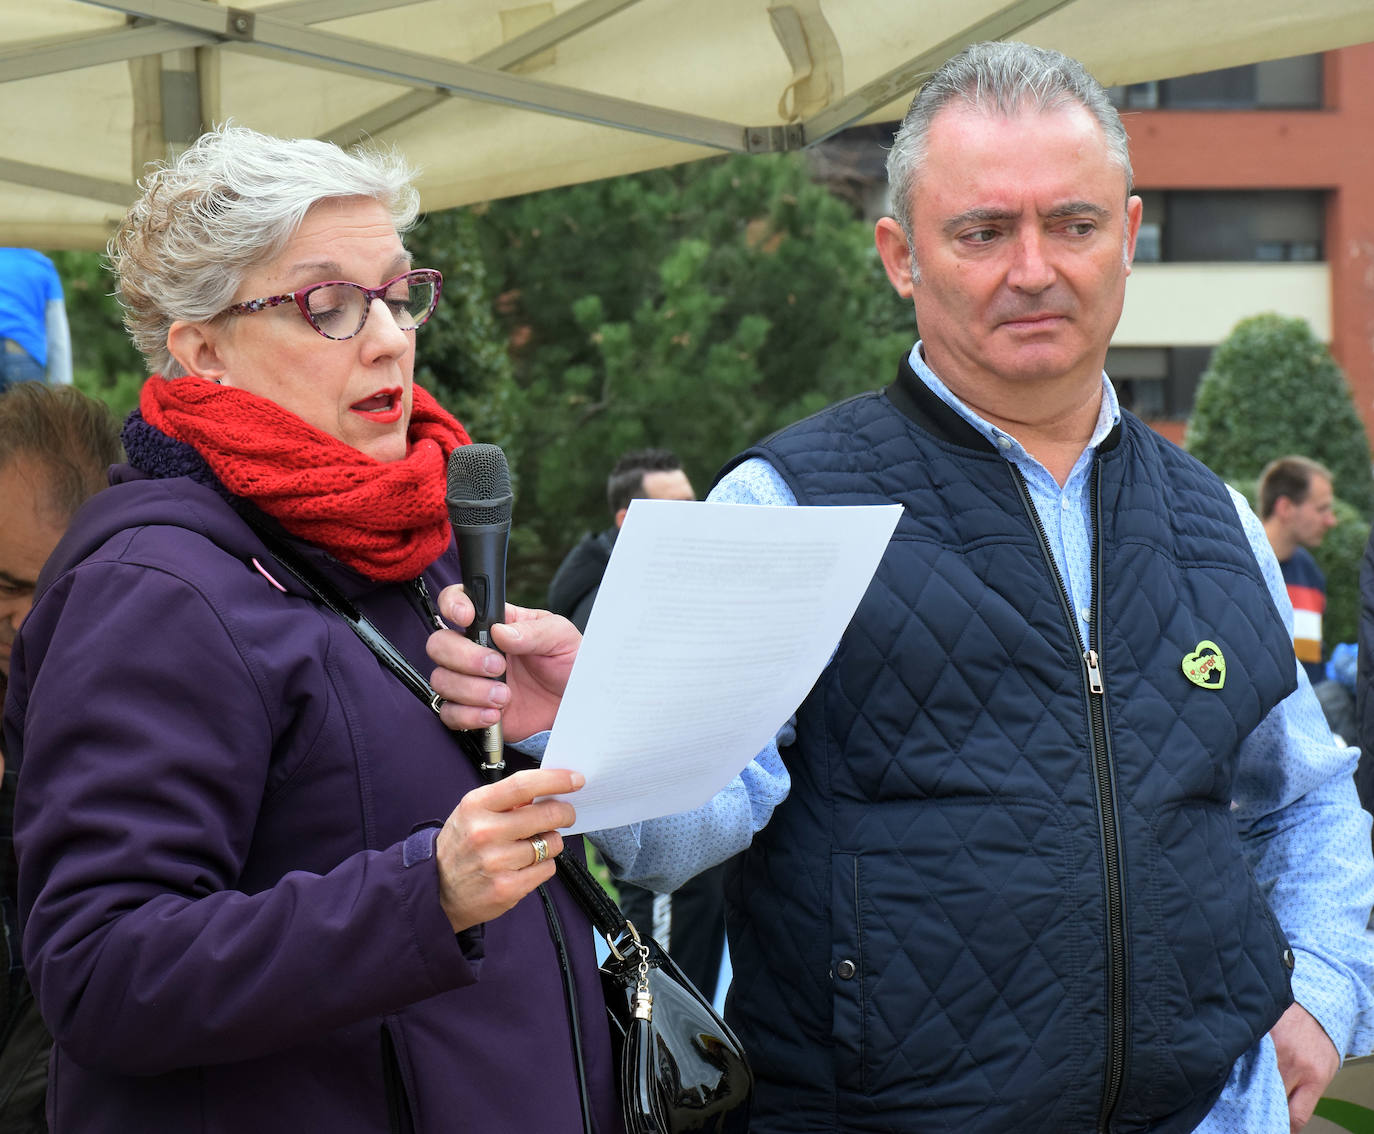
3 0 1374 249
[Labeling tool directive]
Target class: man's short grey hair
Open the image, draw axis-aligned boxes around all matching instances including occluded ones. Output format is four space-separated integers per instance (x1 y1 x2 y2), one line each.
886 41 1134 243
108 124 420 378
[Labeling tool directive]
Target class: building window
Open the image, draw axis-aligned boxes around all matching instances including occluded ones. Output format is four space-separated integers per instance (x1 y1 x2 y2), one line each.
1131 189 1325 263
1109 54 1323 110
1133 192 1165 263
1109 345 1215 421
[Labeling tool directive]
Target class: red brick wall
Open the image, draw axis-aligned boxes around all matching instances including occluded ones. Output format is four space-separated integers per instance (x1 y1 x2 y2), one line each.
1124 44 1374 441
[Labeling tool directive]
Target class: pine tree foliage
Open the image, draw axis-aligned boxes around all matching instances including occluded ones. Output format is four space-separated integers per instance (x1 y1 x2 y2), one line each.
48 250 145 418
411 152 913 603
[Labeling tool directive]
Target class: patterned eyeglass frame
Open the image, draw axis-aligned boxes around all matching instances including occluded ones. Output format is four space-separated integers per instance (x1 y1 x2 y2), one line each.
220 268 444 341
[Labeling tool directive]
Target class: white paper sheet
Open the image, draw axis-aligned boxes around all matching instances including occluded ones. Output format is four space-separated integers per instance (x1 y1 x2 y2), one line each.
546 499 901 832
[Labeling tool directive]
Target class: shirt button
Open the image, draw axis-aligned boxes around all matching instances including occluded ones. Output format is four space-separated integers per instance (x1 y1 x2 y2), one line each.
996 436 1012 450
1061 497 1071 510
1079 607 1091 623
835 959 857 980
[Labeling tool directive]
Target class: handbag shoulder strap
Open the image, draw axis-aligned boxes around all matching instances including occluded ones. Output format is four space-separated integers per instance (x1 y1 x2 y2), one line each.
554 855 626 938
253 524 632 941
250 521 445 716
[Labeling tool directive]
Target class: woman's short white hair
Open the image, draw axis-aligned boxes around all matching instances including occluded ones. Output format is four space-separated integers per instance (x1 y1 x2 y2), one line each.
886 42 1133 250
108 124 420 378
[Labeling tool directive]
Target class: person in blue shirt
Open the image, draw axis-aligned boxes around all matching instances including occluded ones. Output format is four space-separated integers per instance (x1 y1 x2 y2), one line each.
0 250 73 391
426 41 1374 1134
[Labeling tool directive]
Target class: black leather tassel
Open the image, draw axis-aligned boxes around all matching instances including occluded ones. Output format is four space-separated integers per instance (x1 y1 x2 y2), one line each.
623 1011 660 1133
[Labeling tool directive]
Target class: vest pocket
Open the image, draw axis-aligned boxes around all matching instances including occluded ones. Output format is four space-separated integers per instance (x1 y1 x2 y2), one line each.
828 800 1090 1124
1128 801 1296 1118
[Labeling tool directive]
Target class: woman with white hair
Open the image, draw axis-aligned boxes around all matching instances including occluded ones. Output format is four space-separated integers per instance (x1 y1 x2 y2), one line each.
4 125 620 1133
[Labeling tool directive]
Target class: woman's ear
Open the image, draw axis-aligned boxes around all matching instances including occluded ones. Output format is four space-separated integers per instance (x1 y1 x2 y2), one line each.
166 319 230 382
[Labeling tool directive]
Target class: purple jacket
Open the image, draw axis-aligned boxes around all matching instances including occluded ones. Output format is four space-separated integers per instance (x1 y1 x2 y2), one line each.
4 447 620 1133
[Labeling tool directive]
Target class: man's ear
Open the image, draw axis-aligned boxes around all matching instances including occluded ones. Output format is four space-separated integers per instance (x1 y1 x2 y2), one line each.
166 319 230 382
874 218 916 298
613 506 629 529
1123 194 1144 273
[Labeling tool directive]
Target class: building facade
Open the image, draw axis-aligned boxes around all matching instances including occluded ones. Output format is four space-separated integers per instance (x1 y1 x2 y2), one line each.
1111 44 1374 443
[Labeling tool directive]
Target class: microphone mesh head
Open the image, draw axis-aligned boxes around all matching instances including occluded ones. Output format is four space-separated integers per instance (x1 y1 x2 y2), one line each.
446 444 513 526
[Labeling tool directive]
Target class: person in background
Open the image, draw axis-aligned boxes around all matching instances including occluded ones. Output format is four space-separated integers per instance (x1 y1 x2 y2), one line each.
549 446 727 1001
0 250 73 390
0 382 122 1133
547 447 695 633
1260 455 1340 686
3 125 628 1133
429 40 1374 1134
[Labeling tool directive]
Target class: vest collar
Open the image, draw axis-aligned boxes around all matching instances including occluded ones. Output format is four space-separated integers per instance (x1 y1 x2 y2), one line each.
884 352 1124 455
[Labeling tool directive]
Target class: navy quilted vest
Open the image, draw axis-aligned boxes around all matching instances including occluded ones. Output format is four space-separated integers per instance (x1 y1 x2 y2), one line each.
722 360 1297 1134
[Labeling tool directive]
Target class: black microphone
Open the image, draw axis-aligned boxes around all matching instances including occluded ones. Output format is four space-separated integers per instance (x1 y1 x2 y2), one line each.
445 443 513 775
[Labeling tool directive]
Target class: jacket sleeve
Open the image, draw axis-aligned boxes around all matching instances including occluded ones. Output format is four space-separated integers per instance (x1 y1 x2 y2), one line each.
13 559 476 1075
1228 490 1374 1061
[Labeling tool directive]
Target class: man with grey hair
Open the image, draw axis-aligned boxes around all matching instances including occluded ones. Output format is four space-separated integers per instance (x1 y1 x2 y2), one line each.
698 39 1372 1133
431 39 1374 1134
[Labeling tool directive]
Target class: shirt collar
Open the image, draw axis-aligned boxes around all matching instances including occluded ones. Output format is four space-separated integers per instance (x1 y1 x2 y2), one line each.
905 341 1120 462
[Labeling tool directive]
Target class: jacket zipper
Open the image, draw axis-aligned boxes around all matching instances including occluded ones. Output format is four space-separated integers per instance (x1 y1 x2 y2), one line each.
408 577 447 631
1010 465 1127 1132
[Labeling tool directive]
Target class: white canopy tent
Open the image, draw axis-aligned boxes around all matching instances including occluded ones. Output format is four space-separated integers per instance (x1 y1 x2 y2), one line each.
4 0 1374 249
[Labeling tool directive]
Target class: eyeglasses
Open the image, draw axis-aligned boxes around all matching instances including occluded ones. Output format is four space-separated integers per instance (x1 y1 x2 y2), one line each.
221 268 443 341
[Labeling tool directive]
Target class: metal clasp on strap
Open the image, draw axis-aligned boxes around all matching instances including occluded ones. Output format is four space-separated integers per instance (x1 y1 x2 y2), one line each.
607 921 654 1022
606 918 643 962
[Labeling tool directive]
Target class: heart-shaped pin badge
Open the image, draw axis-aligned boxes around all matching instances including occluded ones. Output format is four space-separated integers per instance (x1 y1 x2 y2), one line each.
1182 641 1226 690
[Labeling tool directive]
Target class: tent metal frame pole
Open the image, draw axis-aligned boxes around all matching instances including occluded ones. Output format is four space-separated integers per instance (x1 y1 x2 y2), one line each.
0 156 137 205
0 24 210 82
0 1 420 83
82 0 761 152
324 0 650 151
801 0 1079 144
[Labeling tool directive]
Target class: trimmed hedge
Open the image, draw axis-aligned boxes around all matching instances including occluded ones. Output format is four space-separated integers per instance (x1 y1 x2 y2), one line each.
1186 313 1373 516
1188 314 1374 655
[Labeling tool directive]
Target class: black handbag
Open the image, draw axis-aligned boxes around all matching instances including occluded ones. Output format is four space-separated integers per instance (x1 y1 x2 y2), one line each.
253 526 753 1133
554 843 754 1134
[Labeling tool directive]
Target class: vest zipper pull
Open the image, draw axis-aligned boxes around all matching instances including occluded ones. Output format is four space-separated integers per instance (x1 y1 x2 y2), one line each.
1084 649 1104 694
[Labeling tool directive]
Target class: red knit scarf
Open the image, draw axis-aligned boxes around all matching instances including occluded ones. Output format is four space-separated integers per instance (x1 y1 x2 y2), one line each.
140 376 471 582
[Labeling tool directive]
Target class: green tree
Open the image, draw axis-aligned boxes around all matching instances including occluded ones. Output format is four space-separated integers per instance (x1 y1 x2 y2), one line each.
48 250 146 419
1188 314 1374 652
409 207 518 451
1312 498 1367 654
1186 313 1374 515
410 152 913 604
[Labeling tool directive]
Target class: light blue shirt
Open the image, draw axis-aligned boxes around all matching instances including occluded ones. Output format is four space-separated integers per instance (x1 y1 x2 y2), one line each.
584 342 1374 1129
